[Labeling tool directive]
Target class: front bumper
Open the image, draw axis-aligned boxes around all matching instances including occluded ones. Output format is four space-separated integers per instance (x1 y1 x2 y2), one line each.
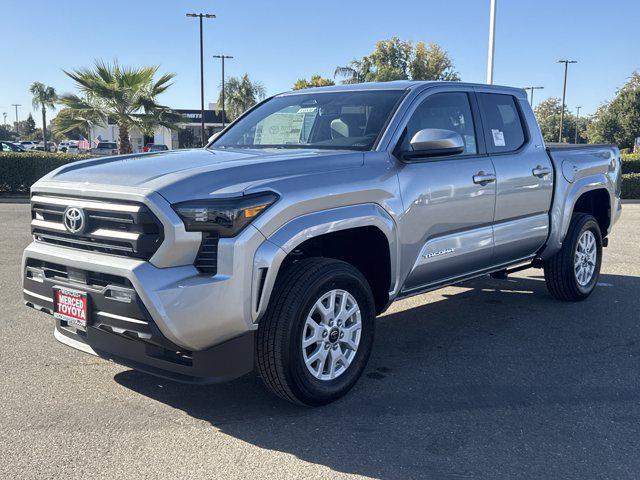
22 243 256 383
22 225 266 352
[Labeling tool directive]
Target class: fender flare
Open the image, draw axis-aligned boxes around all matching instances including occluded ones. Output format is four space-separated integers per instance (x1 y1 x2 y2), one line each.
250 203 399 322
541 173 614 260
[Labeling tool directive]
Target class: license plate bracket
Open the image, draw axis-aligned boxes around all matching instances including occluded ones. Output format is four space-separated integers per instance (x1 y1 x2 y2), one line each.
53 287 89 331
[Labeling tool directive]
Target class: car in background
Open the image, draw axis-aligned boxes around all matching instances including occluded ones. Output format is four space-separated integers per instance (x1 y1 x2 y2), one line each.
0 141 26 152
145 144 169 152
58 141 79 154
90 141 119 156
18 141 38 151
35 142 57 152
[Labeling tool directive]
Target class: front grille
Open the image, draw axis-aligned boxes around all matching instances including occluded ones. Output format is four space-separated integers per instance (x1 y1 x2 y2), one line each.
30 194 164 260
194 233 219 274
25 259 132 289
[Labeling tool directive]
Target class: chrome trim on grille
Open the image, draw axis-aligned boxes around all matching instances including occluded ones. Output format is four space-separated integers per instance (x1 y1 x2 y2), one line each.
31 194 163 260
91 229 140 241
31 219 66 232
31 195 141 213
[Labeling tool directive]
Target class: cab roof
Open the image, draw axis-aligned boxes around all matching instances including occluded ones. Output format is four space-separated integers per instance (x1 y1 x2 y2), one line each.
278 80 526 98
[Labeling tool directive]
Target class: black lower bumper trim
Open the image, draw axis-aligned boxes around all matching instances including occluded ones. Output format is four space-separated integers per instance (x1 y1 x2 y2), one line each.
55 322 255 384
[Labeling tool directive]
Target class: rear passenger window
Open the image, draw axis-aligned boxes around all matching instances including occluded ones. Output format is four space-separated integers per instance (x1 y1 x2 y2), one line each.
478 93 526 153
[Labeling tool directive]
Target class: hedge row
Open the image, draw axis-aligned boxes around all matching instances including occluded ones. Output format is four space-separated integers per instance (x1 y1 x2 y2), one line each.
0 152 92 193
2 151 640 199
621 153 640 174
622 173 640 199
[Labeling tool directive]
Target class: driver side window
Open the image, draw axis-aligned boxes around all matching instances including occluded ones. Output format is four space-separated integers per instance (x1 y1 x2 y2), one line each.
401 92 477 155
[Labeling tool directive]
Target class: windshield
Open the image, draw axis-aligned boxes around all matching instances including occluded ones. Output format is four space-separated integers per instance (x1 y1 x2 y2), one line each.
210 90 404 151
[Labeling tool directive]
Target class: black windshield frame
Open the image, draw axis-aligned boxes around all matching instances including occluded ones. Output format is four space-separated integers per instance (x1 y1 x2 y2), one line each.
208 89 407 152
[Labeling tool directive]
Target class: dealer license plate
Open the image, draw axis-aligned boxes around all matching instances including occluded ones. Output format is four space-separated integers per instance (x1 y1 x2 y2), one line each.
53 287 88 330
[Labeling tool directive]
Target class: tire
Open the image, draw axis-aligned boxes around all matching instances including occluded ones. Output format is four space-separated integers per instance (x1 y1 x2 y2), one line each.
256 257 375 406
544 213 602 301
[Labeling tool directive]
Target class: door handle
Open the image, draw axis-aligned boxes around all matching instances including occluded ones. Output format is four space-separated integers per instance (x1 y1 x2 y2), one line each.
532 165 551 177
473 171 496 185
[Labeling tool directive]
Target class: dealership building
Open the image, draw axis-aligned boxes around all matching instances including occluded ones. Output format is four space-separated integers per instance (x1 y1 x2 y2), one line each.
89 107 227 152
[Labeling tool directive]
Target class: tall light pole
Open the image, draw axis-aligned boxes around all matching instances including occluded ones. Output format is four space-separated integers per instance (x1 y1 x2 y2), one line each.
187 12 216 147
486 0 497 84
213 54 233 128
574 106 582 144
11 104 21 136
523 86 544 108
558 59 577 142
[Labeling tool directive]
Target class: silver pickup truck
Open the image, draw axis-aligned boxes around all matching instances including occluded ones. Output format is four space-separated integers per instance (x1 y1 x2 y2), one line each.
23 81 622 405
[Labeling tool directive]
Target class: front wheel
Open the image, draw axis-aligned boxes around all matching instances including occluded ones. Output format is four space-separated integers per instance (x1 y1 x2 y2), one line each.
256 258 375 406
544 213 603 301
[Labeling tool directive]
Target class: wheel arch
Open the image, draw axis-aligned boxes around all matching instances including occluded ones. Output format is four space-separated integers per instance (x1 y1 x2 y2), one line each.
251 204 399 321
541 174 614 260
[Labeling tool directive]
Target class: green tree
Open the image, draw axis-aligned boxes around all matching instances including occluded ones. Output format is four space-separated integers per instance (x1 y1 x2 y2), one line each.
218 74 266 122
293 75 335 90
20 114 37 138
587 72 640 149
0 124 15 140
534 97 588 143
410 43 460 81
335 37 459 84
29 82 57 150
56 60 181 154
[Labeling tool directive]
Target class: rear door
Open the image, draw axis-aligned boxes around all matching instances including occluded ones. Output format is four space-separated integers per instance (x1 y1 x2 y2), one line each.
395 88 497 293
475 90 553 265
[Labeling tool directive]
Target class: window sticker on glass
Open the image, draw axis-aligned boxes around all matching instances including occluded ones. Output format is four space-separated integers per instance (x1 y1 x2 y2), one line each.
491 129 506 147
464 135 476 154
254 113 305 144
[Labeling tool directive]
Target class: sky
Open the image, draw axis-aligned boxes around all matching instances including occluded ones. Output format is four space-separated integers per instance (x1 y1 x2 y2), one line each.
2 0 639 128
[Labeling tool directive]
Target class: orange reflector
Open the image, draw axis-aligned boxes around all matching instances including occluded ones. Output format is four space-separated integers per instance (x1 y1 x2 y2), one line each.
244 204 267 218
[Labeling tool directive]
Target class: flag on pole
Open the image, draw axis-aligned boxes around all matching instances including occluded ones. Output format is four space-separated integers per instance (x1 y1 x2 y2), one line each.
78 135 90 151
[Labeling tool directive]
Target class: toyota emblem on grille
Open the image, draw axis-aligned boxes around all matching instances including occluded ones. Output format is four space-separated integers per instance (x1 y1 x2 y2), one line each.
63 207 86 234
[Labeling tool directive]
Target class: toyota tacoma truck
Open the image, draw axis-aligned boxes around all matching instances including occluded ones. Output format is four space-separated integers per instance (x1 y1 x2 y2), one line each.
22 81 622 405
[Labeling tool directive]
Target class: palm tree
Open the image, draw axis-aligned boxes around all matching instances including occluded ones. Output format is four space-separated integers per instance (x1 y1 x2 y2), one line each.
218 74 266 122
56 60 181 154
334 57 373 84
29 82 57 151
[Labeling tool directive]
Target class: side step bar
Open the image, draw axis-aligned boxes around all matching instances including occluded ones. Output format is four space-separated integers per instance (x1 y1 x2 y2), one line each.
490 259 543 279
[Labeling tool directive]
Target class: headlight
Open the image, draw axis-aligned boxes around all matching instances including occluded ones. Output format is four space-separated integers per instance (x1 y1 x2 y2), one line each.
172 192 278 237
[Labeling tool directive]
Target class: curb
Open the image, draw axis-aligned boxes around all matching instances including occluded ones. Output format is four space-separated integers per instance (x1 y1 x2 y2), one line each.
621 199 640 204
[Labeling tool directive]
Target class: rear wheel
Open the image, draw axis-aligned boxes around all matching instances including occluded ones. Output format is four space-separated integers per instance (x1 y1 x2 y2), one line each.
256 258 375 406
544 213 602 301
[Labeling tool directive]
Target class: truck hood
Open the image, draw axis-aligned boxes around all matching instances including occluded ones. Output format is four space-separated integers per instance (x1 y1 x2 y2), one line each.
41 148 364 203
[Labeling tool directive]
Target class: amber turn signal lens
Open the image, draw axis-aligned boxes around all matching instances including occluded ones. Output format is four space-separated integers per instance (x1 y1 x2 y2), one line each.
243 204 268 218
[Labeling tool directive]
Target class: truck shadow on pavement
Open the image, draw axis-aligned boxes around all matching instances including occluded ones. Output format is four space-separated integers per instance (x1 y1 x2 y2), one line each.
115 273 640 479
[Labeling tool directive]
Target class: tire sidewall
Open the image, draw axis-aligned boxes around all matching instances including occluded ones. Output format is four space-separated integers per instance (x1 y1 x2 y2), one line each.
284 266 375 406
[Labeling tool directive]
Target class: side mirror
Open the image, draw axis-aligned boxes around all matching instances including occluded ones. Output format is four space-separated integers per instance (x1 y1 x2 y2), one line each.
403 128 465 159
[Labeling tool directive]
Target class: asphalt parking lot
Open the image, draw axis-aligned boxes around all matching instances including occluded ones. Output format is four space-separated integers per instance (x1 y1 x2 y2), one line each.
1 202 639 480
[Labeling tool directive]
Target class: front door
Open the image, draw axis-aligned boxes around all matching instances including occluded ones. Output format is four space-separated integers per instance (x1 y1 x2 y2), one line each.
475 91 554 265
396 90 496 294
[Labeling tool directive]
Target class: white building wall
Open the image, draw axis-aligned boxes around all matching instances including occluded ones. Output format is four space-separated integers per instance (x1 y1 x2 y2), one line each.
154 126 174 149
